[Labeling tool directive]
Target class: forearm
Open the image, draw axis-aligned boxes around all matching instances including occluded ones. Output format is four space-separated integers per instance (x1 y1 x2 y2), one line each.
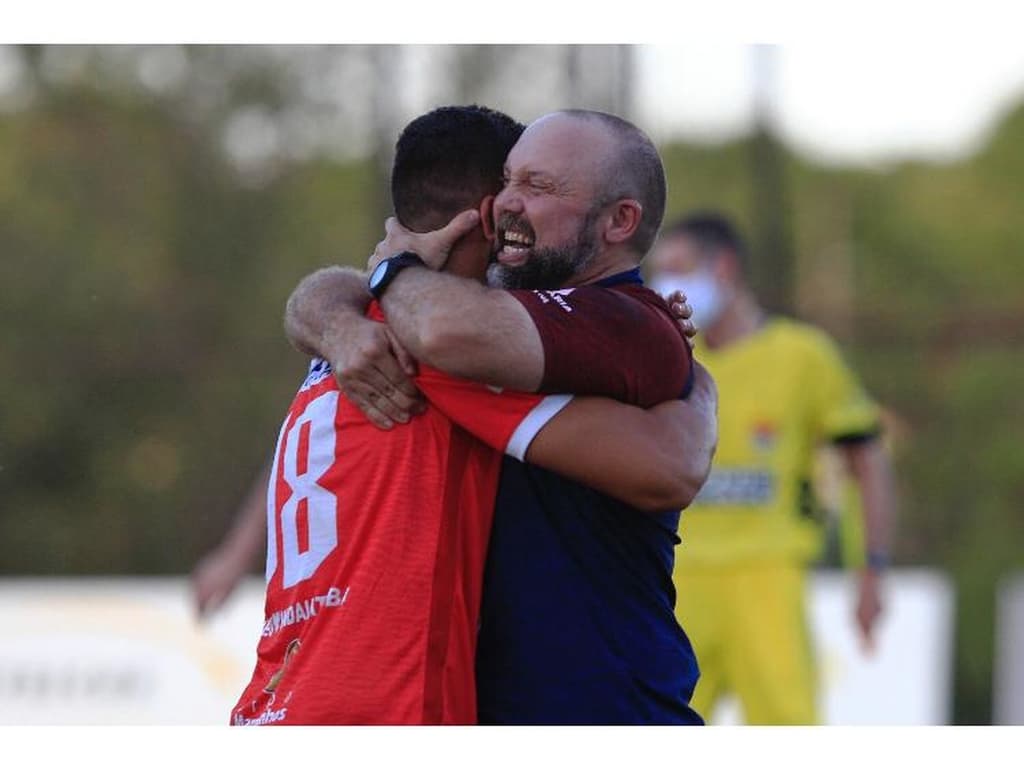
641 387 718 508
284 266 372 357
843 440 897 565
380 267 543 391
525 393 717 512
641 361 719 508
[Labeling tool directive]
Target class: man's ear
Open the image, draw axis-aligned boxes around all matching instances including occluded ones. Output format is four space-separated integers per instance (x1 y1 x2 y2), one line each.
603 199 643 245
479 195 496 241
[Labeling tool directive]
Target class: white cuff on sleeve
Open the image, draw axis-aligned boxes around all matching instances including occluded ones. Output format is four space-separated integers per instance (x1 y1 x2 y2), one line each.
505 394 573 461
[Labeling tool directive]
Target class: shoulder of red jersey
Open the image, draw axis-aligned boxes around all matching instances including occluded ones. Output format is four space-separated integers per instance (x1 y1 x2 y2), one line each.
299 358 335 393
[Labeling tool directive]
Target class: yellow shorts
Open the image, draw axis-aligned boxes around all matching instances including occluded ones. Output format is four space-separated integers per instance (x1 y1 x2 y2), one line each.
673 560 818 725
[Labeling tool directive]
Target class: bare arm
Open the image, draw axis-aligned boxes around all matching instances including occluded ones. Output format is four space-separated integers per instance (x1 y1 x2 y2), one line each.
379 270 700 398
365 210 545 390
284 266 371 356
380 267 545 391
524 363 718 512
369 212 698 399
839 438 898 652
190 462 270 619
284 266 423 428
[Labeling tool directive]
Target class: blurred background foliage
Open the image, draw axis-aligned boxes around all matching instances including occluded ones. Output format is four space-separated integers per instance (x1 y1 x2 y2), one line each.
0 45 1021 724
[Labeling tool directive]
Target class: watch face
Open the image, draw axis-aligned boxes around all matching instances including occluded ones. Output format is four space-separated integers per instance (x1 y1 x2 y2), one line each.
368 260 389 291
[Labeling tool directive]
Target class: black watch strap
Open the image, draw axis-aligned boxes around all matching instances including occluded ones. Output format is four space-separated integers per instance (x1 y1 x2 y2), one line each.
367 251 426 300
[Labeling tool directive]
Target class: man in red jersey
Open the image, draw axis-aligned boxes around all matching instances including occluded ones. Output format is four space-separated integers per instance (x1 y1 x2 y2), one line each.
231 107 716 725
286 110 715 724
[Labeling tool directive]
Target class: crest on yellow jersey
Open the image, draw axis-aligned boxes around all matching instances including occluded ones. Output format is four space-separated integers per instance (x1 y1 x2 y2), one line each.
751 421 778 452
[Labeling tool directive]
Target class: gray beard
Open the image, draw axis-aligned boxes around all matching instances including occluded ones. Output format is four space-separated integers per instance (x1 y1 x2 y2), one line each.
486 214 600 290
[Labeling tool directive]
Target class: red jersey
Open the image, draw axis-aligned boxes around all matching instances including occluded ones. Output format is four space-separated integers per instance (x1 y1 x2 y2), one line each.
232 306 570 726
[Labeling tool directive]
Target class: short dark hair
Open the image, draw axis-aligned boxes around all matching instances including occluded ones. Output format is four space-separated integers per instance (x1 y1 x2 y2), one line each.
559 110 666 258
664 211 750 276
391 105 524 232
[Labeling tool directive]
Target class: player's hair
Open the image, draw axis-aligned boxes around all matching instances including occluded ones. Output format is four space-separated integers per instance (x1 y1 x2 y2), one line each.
558 110 667 259
392 105 525 232
663 211 751 276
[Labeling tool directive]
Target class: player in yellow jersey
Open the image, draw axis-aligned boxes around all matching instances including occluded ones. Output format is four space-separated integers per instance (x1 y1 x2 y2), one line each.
649 211 897 725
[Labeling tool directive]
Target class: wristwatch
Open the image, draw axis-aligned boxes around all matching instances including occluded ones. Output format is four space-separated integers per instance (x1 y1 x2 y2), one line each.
367 251 426 300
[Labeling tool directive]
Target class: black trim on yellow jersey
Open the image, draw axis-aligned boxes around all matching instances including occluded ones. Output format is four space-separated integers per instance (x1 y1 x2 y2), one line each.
797 477 821 522
830 426 883 446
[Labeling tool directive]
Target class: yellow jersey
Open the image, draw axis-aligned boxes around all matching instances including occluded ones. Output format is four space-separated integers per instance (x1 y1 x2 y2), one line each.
678 318 881 565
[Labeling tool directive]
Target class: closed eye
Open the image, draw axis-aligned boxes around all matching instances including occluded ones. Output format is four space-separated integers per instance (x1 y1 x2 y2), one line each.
502 169 556 195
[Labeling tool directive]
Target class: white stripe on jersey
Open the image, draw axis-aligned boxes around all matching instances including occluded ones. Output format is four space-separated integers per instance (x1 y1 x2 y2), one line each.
505 394 573 462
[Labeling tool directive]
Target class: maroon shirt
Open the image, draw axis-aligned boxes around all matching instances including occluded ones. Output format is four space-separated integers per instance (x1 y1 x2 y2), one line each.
510 271 693 407
480 268 703 724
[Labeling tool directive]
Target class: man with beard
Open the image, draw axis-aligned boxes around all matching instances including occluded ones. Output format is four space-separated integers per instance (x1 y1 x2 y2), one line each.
287 110 711 724
232 106 716 725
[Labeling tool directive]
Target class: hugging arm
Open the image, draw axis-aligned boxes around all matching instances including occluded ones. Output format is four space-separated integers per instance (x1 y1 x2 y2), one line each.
282 258 541 419
370 212 697 399
284 266 424 429
361 211 547 391
284 266 370 356
419 362 718 513
379 267 545 391
524 363 718 511
283 212 698 423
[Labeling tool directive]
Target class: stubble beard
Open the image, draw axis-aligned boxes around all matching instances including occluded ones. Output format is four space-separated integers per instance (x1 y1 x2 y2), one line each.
487 208 602 290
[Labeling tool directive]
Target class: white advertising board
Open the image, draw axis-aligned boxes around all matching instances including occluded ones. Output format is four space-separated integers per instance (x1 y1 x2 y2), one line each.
0 578 265 725
0 571 953 725
994 572 1024 725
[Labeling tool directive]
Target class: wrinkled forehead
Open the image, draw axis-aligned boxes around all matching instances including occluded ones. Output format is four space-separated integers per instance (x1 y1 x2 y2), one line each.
505 114 614 189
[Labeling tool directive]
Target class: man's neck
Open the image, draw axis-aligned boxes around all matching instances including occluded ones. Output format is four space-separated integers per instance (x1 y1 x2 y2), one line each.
566 252 639 288
704 290 766 350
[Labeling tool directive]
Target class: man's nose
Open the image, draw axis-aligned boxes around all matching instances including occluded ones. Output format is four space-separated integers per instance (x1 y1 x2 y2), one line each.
494 184 523 216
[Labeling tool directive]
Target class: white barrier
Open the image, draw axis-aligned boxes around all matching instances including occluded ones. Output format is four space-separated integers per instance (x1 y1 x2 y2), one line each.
0 571 954 725
0 578 264 725
994 572 1024 725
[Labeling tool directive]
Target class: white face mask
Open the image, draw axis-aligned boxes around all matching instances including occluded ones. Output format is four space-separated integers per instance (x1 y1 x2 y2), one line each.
649 270 726 330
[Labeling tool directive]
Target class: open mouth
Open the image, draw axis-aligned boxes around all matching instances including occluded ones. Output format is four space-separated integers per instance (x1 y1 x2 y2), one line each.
497 226 536 265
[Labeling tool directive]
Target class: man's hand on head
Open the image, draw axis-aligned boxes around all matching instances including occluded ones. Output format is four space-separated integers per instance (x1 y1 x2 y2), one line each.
369 209 481 272
323 315 425 430
664 289 697 348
